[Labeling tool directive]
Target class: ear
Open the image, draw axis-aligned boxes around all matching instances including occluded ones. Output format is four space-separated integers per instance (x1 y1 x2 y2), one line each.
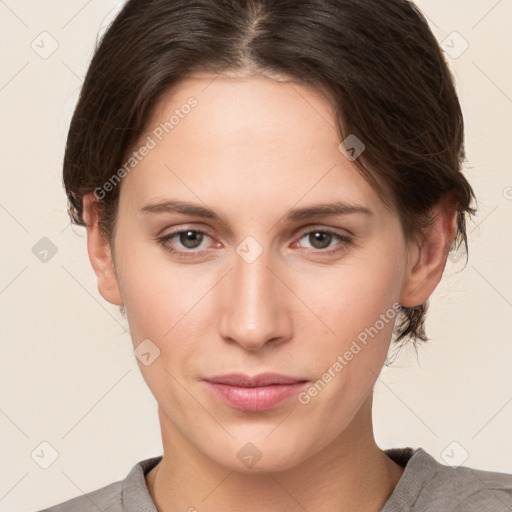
399 204 458 308
82 193 123 306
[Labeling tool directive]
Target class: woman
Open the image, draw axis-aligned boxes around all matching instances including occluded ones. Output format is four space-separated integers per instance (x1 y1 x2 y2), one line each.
38 0 512 510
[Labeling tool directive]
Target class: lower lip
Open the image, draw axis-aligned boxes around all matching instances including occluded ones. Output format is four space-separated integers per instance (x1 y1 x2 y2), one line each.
205 381 308 411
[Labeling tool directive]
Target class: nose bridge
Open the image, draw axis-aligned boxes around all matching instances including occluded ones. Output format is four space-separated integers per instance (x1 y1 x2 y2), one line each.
219 240 288 350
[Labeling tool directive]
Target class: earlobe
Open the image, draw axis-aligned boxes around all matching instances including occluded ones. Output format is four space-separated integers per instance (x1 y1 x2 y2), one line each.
82 193 123 306
399 206 458 308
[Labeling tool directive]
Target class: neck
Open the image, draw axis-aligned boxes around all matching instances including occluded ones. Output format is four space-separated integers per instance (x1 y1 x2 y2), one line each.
146 397 404 512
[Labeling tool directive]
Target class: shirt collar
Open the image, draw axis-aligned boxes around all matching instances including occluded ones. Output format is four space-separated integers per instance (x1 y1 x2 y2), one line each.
123 455 162 512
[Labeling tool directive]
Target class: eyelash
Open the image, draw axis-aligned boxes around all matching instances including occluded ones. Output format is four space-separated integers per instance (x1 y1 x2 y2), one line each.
155 227 353 259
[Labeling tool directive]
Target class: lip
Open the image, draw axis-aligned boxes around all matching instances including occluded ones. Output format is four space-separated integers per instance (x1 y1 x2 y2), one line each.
203 373 309 412
204 372 307 387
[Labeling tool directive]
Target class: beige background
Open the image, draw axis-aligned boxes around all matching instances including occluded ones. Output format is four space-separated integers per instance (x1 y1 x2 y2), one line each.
0 0 511 510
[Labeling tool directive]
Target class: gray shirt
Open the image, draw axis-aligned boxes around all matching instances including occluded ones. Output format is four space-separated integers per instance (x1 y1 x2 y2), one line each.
36 447 512 511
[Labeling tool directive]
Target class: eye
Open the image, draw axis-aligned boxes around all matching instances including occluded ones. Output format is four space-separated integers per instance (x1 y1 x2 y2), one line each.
157 228 213 257
295 228 352 256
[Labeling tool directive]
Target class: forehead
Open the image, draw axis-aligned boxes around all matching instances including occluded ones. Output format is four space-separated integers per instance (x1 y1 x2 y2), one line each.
146 72 339 161
119 73 383 218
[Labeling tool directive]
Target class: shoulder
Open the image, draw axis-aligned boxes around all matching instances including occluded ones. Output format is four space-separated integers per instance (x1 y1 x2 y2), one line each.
426 457 512 511
383 447 512 511
33 455 162 512
34 480 123 512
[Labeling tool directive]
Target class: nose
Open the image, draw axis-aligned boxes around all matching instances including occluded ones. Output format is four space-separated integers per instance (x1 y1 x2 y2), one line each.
218 244 292 352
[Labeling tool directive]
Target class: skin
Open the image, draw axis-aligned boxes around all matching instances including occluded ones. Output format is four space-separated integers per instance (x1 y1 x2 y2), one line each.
83 72 457 511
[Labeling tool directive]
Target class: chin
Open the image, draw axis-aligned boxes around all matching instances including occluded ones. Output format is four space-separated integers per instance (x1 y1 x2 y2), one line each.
202 433 314 474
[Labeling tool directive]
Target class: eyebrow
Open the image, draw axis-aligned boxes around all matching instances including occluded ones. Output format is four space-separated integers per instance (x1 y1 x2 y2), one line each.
140 199 373 225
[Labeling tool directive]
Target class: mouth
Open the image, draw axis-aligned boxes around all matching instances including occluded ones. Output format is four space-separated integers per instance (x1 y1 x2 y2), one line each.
203 373 309 412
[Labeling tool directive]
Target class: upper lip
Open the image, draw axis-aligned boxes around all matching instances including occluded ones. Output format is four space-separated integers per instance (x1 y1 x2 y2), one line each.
204 372 308 387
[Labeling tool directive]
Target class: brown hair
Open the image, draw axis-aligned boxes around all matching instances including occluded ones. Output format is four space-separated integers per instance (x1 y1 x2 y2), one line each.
63 0 476 348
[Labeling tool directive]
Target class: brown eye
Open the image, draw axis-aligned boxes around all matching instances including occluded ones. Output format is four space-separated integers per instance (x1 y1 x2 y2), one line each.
297 229 352 254
157 228 212 256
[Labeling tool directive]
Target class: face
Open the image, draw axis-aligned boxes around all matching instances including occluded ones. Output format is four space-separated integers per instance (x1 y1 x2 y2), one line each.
93 73 424 472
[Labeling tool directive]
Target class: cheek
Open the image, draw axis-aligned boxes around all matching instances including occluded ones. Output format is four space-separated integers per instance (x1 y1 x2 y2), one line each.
306 246 404 342
122 272 199 342
116 245 219 366
294 256 404 423
117 256 210 409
